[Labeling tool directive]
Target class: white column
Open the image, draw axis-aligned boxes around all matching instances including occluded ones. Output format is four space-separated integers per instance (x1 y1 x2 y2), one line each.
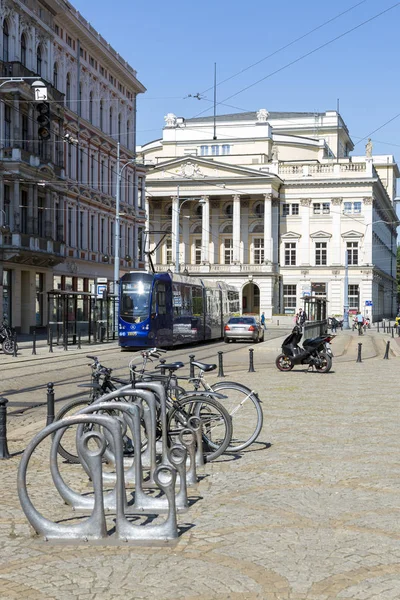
232 194 241 263
182 206 190 265
272 199 279 264
331 198 342 265
362 197 373 265
144 195 150 270
242 201 248 263
171 195 179 268
210 201 218 264
264 193 273 262
201 195 210 263
299 198 311 265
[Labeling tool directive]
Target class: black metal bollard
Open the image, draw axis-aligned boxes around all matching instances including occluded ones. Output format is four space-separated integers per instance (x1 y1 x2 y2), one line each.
0 397 10 459
217 351 225 378
159 358 166 375
277 320 279 326
13 332 17 358
46 382 55 426
77 324 81 349
32 329 37 355
189 354 195 379
248 348 255 372
49 329 53 353
93 323 97 344
383 322 386 333
392 327 394 339
63 328 68 351
377 322 380 333
356 342 362 363
383 341 390 360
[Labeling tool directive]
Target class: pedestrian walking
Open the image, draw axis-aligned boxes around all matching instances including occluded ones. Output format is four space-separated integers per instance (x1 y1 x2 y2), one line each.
260 312 266 330
299 308 307 326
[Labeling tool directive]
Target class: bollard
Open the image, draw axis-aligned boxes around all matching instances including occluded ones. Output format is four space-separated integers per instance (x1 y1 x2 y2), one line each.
383 340 390 360
377 322 380 333
93 322 97 344
277 319 279 326
392 327 394 339
32 329 37 355
356 343 362 363
383 322 386 333
248 348 255 373
63 328 68 351
189 354 195 379
217 351 225 378
46 382 55 426
49 329 53 353
0 397 10 459
13 332 17 358
159 358 166 375
77 324 81 349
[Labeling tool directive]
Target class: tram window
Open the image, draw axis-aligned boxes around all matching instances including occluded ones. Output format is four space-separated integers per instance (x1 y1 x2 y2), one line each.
157 283 166 315
192 286 203 315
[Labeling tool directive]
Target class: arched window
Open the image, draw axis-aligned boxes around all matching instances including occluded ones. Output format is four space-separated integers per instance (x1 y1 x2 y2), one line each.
21 34 26 66
3 20 9 62
53 62 58 89
118 113 121 141
109 107 113 135
99 99 103 129
66 73 71 108
126 120 130 149
89 91 93 123
225 203 233 217
36 46 42 76
254 202 264 217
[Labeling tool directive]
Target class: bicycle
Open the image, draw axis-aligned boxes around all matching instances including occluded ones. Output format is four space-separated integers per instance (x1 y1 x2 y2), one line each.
170 359 263 453
54 350 233 463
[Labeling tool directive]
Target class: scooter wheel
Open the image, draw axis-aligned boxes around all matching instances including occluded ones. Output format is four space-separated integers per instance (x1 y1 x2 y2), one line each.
275 354 294 371
314 353 332 373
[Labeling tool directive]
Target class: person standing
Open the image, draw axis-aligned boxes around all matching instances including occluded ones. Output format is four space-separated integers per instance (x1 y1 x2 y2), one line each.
299 308 307 326
261 312 266 330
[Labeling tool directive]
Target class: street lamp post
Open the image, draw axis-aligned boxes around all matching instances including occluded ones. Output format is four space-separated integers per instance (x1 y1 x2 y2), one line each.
174 186 205 273
113 142 137 297
343 249 350 329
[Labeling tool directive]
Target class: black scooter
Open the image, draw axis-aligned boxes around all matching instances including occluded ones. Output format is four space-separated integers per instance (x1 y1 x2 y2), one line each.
275 325 334 373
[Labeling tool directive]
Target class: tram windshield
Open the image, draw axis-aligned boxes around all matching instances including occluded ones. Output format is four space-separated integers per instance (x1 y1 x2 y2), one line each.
121 280 152 323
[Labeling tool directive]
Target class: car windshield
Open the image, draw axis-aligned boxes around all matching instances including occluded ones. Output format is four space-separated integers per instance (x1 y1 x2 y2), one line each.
229 317 256 324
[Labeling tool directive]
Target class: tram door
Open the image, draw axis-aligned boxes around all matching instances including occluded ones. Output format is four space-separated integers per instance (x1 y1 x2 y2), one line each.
151 279 173 346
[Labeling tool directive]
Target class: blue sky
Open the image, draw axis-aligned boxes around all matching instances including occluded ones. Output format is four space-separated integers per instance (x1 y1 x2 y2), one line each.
72 0 400 158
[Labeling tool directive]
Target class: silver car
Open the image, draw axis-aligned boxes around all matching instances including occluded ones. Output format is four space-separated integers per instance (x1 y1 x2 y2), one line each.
224 316 265 343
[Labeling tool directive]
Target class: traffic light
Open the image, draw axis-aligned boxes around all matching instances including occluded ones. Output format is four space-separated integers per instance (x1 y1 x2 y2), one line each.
36 102 51 140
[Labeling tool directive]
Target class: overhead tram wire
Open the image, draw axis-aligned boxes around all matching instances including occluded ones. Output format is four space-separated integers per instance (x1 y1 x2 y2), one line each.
190 2 400 119
198 0 369 97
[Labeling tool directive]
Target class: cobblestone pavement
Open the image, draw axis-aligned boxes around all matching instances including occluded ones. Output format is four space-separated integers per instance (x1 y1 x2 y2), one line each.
1 329 400 599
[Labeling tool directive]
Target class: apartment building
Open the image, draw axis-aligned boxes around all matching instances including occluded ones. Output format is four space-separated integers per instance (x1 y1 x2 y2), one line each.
139 109 399 321
0 0 146 332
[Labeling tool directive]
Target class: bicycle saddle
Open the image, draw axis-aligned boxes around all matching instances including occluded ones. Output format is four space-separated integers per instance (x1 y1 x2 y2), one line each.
191 361 217 372
155 361 184 372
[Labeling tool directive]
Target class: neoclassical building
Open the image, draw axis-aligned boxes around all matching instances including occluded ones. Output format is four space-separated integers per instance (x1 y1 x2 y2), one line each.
0 0 146 332
139 109 399 320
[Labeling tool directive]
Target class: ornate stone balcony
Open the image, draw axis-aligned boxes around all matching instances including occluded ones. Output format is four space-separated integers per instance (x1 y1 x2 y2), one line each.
0 232 65 267
278 162 367 178
155 263 275 275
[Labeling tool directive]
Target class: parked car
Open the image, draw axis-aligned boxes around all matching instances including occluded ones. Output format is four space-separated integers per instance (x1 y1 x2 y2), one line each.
224 316 264 343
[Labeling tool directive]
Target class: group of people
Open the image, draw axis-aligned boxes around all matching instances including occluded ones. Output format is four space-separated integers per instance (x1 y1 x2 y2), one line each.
294 308 307 327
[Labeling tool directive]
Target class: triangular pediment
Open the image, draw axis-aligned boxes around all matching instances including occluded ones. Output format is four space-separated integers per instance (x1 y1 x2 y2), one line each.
310 230 332 239
281 231 301 239
341 230 364 239
146 155 278 182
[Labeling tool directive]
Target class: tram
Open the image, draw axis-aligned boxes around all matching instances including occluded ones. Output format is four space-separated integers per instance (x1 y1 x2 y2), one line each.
118 271 240 349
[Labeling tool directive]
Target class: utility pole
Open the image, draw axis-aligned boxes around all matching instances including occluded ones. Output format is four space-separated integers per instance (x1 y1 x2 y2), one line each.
175 185 180 273
343 249 350 329
114 142 121 296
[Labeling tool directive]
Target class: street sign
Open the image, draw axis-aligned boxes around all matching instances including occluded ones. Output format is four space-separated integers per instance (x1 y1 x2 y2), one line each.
365 300 373 306
96 284 107 298
34 86 48 101
97 277 107 283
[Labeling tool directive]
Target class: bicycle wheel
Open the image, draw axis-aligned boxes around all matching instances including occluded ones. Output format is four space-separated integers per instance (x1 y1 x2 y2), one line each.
211 382 263 452
53 397 93 463
167 396 232 462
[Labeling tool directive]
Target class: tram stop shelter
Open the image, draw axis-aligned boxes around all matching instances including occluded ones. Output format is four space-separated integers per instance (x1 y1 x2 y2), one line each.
47 290 118 346
303 296 328 337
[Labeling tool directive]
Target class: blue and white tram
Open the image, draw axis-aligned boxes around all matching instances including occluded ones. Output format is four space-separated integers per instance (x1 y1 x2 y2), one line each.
118 271 239 349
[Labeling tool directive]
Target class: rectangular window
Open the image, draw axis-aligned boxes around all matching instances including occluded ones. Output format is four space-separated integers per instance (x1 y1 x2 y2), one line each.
79 211 84 249
354 201 361 213
224 239 233 264
90 215 95 250
66 35 72 47
100 218 105 253
211 145 219 156
254 238 264 264
22 114 29 150
348 284 359 309
347 241 358 265
283 284 297 309
282 204 289 216
195 239 202 264
38 196 45 237
311 282 327 297
292 203 299 215
20 190 28 234
67 207 73 246
166 238 172 264
313 203 321 214
200 146 208 156
315 242 327 265
4 104 11 146
284 242 296 266
344 202 362 214
322 202 330 214
35 273 44 326
137 227 143 260
222 145 230 155
343 202 352 213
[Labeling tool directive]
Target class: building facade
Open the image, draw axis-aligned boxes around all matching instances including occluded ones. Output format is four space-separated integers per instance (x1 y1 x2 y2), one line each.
140 110 399 321
0 0 146 332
